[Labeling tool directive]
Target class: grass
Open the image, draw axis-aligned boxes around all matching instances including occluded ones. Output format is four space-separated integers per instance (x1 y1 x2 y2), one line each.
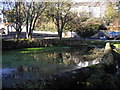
35 27 57 32
19 46 71 54
85 40 120 47
113 44 120 49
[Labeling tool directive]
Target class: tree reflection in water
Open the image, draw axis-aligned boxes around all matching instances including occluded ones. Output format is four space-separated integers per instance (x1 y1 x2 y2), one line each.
2 47 104 87
31 49 103 66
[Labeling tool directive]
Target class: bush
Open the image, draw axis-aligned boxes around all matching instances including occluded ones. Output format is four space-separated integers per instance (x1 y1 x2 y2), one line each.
76 23 101 38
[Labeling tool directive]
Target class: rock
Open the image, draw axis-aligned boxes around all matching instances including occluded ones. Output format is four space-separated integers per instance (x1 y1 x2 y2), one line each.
104 42 111 51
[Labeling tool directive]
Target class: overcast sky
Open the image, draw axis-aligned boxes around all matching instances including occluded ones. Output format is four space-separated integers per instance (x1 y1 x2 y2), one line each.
73 0 114 2
0 0 95 1
73 0 98 2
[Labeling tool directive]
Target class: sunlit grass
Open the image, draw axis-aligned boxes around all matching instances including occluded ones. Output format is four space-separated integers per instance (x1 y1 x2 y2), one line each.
113 44 120 54
25 46 70 50
113 44 120 49
86 40 120 45
25 47 44 50
20 46 71 54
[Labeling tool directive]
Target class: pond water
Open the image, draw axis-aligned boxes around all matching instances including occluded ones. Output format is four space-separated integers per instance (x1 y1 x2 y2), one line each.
2 46 102 88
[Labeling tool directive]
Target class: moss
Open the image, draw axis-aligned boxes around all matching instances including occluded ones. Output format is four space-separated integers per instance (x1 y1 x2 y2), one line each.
87 64 99 69
81 49 120 89
101 50 115 65
83 63 120 89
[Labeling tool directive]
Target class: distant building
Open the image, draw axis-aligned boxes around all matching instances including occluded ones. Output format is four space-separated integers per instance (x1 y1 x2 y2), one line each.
0 10 10 34
71 2 107 18
0 10 4 24
71 0 118 18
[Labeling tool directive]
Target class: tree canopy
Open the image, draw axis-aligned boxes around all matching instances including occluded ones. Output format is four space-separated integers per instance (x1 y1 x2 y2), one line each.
106 3 117 21
46 2 73 39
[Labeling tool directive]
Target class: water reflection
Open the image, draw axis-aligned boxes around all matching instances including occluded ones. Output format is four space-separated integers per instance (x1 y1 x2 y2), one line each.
2 47 103 87
77 59 99 68
1 68 16 78
31 51 101 66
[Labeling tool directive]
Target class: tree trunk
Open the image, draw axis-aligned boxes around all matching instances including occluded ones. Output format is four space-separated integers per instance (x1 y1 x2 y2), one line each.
28 25 33 39
26 32 29 39
28 32 32 39
58 53 63 63
26 24 29 39
16 30 20 39
58 31 62 40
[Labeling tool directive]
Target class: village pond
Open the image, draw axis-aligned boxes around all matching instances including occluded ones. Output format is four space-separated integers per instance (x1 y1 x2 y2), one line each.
2 46 104 88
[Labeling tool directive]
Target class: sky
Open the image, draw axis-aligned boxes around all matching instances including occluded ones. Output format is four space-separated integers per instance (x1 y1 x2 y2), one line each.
0 0 104 2
73 0 98 2
0 0 115 2
73 0 115 2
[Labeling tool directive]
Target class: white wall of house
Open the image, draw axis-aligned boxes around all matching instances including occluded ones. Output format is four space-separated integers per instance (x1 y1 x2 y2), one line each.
71 1 108 18
0 11 3 24
0 11 5 31
0 11 8 34
72 5 107 18
90 7 101 18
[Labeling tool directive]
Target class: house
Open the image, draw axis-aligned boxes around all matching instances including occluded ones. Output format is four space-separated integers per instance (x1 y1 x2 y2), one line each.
71 0 119 18
71 1 107 18
0 10 4 24
0 10 9 34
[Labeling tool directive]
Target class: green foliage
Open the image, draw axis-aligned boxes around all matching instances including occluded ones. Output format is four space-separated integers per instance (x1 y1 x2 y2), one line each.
79 16 89 22
76 23 101 38
46 2 73 39
106 4 116 21
87 18 98 23
64 14 88 32
6 10 15 23
65 16 102 38
84 65 120 89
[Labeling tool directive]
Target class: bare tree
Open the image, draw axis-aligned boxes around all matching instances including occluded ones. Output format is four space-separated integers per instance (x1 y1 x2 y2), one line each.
47 2 73 40
4 1 47 39
14 2 25 39
23 2 47 39
3 1 25 39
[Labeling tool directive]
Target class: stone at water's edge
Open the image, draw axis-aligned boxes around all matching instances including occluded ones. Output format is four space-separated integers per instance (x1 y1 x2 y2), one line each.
104 42 111 51
103 43 114 65
101 49 115 66
100 42 115 66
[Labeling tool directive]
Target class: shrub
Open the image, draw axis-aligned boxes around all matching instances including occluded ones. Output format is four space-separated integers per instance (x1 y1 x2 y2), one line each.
76 23 101 38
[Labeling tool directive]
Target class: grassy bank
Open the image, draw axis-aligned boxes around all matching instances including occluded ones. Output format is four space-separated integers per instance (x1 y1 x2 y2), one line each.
86 40 120 46
2 38 120 50
2 39 86 50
